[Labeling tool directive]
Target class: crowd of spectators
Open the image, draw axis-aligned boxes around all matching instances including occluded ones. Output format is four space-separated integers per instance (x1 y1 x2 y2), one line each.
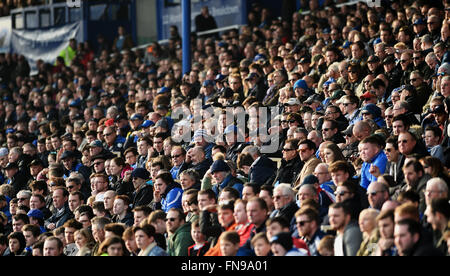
0 0 450 257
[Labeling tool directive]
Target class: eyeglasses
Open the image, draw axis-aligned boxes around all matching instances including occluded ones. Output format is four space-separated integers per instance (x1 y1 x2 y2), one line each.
272 195 287 200
400 59 409 64
296 220 311 226
282 148 295 152
385 148 393 153
367 190 385 196
104 132 114 137
18 197 27 201
334 191 350 196
67 185 75 190
412 57 421 60
288 120 297 124
410 78 419 82
165 218 177 222
325 111 337 116
322 128 332 132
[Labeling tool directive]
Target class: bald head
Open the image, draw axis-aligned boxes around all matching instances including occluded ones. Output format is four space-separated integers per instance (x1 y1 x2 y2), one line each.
353 121 372 141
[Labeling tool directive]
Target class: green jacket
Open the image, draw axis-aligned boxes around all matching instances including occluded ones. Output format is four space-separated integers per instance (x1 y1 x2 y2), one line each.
58 45 76 66
167 222 194 256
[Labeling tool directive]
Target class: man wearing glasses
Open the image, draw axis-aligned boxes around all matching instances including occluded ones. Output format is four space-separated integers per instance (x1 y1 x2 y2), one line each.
399 52 414 86
103 126 125 154
295 207 325 256
170 146 187 180
130 168 153 209
427 15 442 44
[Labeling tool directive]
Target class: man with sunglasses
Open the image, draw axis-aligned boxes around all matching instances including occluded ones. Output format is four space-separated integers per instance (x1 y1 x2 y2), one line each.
412 50 434 81
399 52 414 86
130 168 153 209
61 151 91 183
295 207 325 256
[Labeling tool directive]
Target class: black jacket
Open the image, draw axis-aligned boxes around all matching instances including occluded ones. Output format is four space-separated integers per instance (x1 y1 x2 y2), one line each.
45 202 74 230
131 184 153 209
273 155 303 185
271 201 299 233
110 175 134 199
192 158 212 178
249 155 277 187
112 211 134 227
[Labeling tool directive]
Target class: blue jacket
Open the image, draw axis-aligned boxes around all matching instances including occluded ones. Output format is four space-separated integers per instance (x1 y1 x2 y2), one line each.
360 150 388 189
212 174 243 197
161 183 183 213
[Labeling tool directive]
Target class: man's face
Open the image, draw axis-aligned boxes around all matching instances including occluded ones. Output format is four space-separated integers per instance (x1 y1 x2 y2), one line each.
273 189 290 210
64 227 76 244
298 143 314 162
329 207 346 231
246 201 267 227
358 142 379 162
12 219 25 232
43 240 62 256
93 177 108 193
212 171 227 184
133 211 147 227
242 186 255 201
92 225 105 243
398 133 416 155
297 186 316 205
282 143 297 161
23 231 37 247
392 120 406 136
425 183 446 206
113 198 127 216
137 141 149 156
30 196 43 209
441 79 450 97
103 191 115 210
218 209 234 228
266 222 284 241
78 215 91 228
296 214 314 237
171 148 184 167
367 184 386 210
197 194 214 210
134 229 152 250
394 224 418 256
322 121 337 140
384 143 399 162
68 194 82 212
403 165 421 188
378 217 394 239
166 210 182 233
314 166 331 184
52 189 67 209
331 170 349 185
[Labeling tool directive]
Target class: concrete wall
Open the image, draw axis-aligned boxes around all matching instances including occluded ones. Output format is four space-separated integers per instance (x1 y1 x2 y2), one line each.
136 0 157 46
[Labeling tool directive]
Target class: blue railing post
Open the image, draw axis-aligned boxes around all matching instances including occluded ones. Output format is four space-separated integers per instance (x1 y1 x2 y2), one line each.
182 0 191 75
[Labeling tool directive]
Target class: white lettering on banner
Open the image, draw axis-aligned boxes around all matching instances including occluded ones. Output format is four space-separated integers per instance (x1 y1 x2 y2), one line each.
66 0 81 8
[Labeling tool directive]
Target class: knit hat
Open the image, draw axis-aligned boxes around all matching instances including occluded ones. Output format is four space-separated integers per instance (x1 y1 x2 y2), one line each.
293 79 308 91
302 174 319 185
270 232 293 252
131 168 150 180
210 160 230 174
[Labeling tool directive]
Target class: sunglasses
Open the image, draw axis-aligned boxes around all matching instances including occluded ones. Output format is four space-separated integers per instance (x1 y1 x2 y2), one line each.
288 120 296 123
410 78 419 82
334 191 350 196
322 128 331 132
67 185 75 190
282 148 295 152
296 220 311 226
18 197 27 201
104 132 114 137
412 57 421 60
400 59 409 63
165 218 177 222
171 154 182 159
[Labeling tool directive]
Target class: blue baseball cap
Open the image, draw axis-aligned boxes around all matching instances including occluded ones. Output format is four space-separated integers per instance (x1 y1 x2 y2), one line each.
141 120 154 128
361 103 382 118
130 113 144 121
202 80 215 87
27 209 44 220
413 18 425 25
293 79 308 91
253 54 267 62
158 87 170 94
